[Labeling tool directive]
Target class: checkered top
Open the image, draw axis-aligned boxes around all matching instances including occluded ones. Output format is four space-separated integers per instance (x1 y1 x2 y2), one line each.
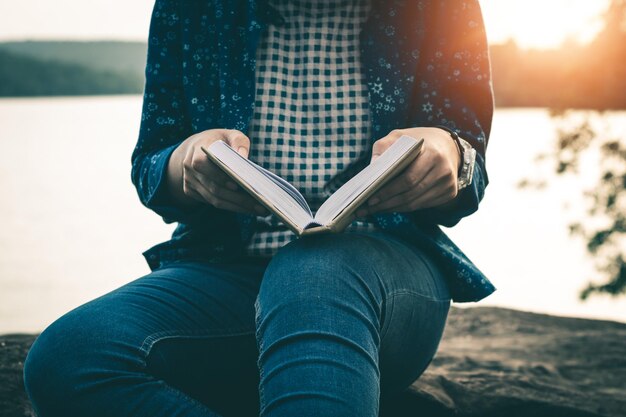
245 0 378 256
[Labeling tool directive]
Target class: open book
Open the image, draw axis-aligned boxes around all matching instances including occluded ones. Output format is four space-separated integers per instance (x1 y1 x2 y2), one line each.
201 135 423 235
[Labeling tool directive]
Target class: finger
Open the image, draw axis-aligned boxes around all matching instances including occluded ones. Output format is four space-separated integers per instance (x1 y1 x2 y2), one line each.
194 161 236 189
374 148 456 208
405 180 458 210
202 183 267 215
186 176 267 215
370 129 417 163
193 184 258 214
366 167 444 214
224 130 251 158
363 186 449 215
371 139 392 163
367 157 435 206
184 146 230 181
367 144 435 203
206 182 268 214
184 177 241 211
184 186 209 204
410 159 456 202
185 186 260 213
190 149 241 191
370 132 399 163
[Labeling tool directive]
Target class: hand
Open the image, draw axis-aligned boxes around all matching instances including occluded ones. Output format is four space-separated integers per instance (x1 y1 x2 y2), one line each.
357 127 462 217
167 129 268 215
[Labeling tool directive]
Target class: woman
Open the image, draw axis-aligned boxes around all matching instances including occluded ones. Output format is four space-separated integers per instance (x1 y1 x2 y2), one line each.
24 0 495 416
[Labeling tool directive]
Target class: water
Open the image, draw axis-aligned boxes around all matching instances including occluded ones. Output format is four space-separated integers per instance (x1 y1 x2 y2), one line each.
0 96 624 333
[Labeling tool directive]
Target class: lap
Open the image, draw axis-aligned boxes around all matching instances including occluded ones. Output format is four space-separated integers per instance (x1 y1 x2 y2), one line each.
51 231 447 350
30 230 449 409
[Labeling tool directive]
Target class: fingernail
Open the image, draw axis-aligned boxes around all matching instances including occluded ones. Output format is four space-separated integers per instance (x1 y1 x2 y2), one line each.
371 155 379 163
226 181 238 191
237 147 248 157
368 197 380 206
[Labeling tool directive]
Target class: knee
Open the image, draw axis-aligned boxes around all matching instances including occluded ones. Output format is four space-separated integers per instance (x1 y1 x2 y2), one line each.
259 233 387 305
24 301 132 415
255 234 388 342
24 310 80 414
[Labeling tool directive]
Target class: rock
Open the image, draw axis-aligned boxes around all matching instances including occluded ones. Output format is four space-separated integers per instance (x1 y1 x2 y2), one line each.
0 334 36 417
382 307 626 417
2 307 626 417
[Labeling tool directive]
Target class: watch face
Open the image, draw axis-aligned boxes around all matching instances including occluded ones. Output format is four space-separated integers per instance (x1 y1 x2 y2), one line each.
458 138 472 152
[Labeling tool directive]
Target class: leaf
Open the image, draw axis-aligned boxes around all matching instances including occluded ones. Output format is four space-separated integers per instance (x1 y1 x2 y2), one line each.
587 230 612 254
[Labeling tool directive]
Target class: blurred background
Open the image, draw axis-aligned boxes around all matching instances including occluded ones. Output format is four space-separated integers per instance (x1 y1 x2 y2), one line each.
0 0 625 333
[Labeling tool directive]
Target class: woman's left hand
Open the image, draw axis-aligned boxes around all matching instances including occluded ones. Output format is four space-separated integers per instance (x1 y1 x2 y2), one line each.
357 127 462 217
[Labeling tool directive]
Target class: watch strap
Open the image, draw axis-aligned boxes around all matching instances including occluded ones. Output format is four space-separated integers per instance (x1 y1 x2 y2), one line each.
435 125 464 168
434 125 475 190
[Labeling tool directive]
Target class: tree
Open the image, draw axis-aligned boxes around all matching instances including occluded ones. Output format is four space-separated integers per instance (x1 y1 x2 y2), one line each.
587 0 626 109
517 0 626 299
519 111 626 299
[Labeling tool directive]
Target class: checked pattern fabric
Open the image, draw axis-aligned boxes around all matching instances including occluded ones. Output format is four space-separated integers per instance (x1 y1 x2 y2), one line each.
246 0 378 256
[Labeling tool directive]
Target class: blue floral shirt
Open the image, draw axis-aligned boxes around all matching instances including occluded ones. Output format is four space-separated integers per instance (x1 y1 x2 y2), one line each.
131 0 496 302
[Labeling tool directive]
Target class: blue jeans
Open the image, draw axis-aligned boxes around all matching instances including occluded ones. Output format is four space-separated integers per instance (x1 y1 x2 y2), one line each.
24 231 451 417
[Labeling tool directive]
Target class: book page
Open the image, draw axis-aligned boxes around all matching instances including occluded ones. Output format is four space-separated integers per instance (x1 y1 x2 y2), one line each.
207 141 314 228
313 135 421 226
253 163 311 214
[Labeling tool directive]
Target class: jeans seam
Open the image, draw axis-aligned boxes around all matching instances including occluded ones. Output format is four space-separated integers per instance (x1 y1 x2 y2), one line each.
380 291 451 346
157 378 217 414
139 328 256 364
254 298 267 413
386 289 451 303
379 294 395 345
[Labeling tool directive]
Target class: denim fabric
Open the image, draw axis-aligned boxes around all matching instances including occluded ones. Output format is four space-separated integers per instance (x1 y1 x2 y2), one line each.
24 231 450 417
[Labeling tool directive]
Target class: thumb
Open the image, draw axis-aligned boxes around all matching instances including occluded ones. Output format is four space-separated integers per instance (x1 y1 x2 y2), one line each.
225 130 251 158
370 137 394 163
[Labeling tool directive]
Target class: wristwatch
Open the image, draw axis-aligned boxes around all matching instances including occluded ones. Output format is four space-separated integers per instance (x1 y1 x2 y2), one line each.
435 125 476 191
456 137 476 190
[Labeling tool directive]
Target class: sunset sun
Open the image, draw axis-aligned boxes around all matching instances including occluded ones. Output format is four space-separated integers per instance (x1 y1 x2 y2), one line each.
480 0 611 48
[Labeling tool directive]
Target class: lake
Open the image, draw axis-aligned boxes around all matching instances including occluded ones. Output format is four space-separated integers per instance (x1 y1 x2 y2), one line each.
0 96 625 333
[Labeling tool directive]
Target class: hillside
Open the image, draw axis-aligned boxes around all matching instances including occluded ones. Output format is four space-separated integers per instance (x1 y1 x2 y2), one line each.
0 40 147 74
0 48 143 96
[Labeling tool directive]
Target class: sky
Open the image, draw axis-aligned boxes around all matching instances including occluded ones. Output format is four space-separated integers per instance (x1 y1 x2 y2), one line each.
0 0 612 49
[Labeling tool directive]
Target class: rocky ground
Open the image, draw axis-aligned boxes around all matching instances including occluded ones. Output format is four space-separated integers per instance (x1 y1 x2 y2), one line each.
2 307 626 417
1 334 34 417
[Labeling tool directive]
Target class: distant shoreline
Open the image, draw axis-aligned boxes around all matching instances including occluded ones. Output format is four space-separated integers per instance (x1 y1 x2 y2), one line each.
1 96 625 113
0 93 143 100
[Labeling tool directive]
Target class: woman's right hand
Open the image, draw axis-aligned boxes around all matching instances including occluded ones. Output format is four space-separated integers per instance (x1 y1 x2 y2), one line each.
166 129 268 215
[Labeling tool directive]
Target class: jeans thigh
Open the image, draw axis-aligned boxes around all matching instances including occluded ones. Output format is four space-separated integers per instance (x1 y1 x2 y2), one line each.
25 260 267 417
146 332 261 416
130 261 266 355
257 231 451 402
361 233 451 395
134 261 267 414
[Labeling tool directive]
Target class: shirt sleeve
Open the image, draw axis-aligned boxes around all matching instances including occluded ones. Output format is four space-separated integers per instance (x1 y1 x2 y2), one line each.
131 0 204 224
410 0 494 227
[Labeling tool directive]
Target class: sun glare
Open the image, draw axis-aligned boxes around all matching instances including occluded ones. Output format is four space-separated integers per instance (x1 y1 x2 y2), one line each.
480 0 611 49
